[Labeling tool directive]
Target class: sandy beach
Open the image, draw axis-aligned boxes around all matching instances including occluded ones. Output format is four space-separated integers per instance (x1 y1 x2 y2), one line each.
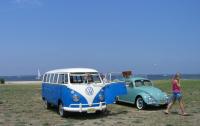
5 81 42 85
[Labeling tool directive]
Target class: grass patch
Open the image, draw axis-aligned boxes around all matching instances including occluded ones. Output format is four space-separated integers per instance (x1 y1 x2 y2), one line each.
0 80 200 126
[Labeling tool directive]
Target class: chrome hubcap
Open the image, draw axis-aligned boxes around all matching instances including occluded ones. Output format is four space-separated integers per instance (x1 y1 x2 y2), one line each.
44 100 48 108
137 98 143 109
59 104 63 116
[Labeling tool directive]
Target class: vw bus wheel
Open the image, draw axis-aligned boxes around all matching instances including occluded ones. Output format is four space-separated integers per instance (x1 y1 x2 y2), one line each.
136 97 146 110
103 108 109 115
44 99 51 109
97 108 109 115
58 102 66 117
115 96 119 103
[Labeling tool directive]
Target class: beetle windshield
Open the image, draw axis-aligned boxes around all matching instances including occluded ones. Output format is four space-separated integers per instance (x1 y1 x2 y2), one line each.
135 80 152 87
70 72 102 84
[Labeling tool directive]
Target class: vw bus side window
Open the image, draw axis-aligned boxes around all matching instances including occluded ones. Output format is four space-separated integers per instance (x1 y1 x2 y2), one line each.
53 74 58 83
50 74 54 83
46 74 50 83
64 74 68 84
58 74 65 84
43 74 47 82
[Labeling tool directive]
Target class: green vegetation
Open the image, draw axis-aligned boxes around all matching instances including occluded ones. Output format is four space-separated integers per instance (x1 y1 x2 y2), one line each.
0 80 199 126
0 78 5 84
154 80 200 104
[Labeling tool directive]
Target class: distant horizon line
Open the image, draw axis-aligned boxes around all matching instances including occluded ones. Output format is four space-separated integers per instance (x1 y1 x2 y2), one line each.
1 73 200 77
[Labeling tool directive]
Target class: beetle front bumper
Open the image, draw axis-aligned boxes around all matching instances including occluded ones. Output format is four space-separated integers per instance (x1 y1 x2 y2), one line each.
146 99 168 106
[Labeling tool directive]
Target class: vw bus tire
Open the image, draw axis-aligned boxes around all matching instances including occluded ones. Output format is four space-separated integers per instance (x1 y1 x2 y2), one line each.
136 97 146 110
115 96 119 103
44 99 51 109
103 108 109 115
58 102 67 117
97 108 109 115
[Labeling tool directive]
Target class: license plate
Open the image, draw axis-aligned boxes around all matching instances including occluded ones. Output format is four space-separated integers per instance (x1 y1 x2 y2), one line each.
160 100 166 104
87 108 96 113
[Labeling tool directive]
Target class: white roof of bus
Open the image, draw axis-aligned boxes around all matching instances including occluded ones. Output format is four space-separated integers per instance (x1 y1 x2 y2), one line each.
45 68 98 74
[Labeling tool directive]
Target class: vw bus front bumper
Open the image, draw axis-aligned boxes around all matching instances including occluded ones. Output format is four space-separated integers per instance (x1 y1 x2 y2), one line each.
63 102 106 113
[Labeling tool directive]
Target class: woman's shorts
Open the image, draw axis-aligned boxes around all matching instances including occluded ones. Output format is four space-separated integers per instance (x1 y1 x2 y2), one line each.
170 92 182 102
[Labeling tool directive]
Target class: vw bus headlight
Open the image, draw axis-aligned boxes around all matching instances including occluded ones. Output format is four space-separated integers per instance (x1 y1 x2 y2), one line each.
99 94 104 101
72 94 80 102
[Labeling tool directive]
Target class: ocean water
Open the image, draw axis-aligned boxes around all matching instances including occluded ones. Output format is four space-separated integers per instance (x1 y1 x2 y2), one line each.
0 75 39 81
145 74 200 80
1 74 200 81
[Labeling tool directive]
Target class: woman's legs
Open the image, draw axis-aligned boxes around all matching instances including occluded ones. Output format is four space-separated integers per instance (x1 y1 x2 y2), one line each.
165 93 176 114
177 93 187 115
165 101 174 113
178 99 186 115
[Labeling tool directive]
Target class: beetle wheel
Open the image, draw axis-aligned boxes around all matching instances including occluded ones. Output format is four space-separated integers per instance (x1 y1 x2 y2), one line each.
136 97 146 110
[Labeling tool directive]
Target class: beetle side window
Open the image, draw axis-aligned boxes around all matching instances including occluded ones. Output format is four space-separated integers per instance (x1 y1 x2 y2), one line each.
135 80 143 87
126 81 133 87
53 74 58 83
144 80 152 86
58 74 65 84
64 74 68 84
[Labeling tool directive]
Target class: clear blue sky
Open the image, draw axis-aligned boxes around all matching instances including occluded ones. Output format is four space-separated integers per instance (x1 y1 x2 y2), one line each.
0 0 200 75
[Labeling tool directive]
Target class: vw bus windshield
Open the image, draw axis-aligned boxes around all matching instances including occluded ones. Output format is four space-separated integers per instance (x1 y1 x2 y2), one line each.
135 80 153 87
70 72 102 84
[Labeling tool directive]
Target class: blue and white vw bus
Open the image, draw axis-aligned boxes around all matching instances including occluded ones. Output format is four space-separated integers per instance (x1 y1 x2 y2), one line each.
42 68 127 117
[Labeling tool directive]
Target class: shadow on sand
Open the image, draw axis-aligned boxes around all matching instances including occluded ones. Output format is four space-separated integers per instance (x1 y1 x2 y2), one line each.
46 106 128 120
116 101 167 111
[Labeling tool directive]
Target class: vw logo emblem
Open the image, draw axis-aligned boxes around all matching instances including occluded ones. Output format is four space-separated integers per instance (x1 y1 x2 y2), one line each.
85 87 94 96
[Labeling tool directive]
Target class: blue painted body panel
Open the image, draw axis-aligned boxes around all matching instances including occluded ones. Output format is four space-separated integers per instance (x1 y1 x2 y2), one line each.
104 82 127 104
42 82 127 108
42 83 61 105
42 83 88 107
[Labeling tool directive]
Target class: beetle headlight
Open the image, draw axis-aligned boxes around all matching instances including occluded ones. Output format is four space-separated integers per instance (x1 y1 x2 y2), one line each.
163 93 169 102
146 95 156 104
164 93 168 98
99 94 104 101
72 94 80 102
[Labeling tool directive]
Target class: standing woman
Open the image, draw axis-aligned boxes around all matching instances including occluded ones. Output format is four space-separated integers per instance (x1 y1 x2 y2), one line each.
164 73 188 116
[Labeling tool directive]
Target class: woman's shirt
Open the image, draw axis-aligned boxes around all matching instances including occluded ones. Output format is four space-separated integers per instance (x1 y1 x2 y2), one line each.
172 79 181 93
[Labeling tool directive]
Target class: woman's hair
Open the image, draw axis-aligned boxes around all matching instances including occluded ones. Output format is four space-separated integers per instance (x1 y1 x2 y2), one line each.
173 72 180 80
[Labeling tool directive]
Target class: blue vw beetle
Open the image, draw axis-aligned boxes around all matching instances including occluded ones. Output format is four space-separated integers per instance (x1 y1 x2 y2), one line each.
108 72 169 110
